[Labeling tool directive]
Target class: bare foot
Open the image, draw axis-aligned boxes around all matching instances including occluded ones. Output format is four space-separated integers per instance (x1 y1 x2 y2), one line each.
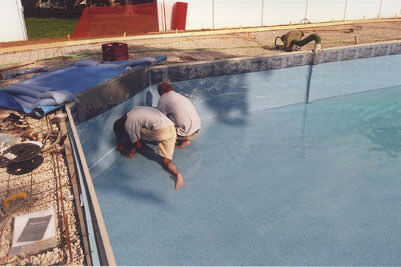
175 173 184 190
175 141 190 148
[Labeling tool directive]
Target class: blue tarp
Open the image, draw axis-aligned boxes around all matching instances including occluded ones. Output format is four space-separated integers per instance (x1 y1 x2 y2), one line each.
3 67 48 79
0 56 166 117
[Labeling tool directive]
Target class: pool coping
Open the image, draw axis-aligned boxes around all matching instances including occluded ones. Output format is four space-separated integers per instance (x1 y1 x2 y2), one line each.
150 39 401 83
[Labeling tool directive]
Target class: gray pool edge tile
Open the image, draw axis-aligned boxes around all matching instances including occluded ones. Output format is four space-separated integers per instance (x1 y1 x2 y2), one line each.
150 40 401 83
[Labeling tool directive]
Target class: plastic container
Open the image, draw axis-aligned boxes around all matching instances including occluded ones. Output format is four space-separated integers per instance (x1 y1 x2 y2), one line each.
102 42 129 62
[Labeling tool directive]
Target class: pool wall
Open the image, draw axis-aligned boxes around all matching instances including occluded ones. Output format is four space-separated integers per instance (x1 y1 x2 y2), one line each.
71 40 401 125
166 53 401 120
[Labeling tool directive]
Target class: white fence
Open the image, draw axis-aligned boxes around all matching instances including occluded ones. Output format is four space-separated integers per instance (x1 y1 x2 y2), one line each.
183 0 401 30
2 0 400 43
0 0 27 42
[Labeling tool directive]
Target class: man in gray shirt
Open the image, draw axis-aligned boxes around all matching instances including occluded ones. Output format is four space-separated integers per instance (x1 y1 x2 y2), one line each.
113 106 184 190
156 81 201 148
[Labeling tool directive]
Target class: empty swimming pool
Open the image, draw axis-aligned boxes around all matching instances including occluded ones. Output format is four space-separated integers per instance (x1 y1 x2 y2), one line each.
76 54 401 265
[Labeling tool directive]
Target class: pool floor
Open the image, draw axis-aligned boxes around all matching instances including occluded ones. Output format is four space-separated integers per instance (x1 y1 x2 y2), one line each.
82 85 401 265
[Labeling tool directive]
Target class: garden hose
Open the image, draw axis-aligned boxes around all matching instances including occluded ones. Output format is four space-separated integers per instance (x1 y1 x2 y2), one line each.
289 33 322 51
41 130 62 153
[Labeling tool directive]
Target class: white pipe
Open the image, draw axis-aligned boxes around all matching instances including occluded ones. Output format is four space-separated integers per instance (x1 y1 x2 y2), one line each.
261 0 264 26
212 0 215 29
163 0 167 31
16 0 28 40
378 0 383 18
343 0 348 20
305 0 308 21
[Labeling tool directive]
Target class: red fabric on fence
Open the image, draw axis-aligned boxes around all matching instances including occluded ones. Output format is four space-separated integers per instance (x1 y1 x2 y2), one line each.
71 2 159 39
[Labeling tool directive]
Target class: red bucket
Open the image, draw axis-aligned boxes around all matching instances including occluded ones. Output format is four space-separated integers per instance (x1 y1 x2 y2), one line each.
102 42 129 61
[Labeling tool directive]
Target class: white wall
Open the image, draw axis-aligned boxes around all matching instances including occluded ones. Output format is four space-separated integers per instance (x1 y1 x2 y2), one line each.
214 0 262 28
186 0 213 30
181 0 398 30
380 0 401 18
0 0 27 42
346 0 381 20
308 0 347 22
157 0 174 32
263 0 306 26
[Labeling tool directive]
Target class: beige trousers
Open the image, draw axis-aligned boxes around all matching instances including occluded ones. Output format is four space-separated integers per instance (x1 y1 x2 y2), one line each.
141 126 176 160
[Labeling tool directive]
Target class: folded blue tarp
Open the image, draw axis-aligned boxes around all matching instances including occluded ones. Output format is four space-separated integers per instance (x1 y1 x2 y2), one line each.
0 56 166 117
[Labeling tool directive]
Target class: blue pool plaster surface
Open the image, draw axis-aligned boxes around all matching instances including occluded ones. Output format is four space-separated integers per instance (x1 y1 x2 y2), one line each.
77 55 401 265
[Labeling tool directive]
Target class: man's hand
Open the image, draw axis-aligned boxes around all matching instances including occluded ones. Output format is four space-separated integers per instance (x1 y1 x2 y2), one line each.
117 143 136 158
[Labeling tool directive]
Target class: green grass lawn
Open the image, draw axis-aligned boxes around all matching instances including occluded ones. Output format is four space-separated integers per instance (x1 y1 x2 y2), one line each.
25 17 79 40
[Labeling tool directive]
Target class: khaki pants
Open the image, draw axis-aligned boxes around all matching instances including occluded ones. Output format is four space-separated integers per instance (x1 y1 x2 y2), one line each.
141 126 176 160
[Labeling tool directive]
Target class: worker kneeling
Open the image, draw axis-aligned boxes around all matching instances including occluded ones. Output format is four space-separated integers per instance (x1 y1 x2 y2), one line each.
113 106 184 190
157 81 201 148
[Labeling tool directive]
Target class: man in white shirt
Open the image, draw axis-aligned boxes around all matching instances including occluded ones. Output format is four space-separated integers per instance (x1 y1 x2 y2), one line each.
113 106 184 190
156 81 201 148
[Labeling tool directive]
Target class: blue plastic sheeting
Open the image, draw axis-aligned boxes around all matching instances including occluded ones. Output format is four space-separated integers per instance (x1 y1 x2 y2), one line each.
3 66 48 79
0 57 165 117
76 55 401 265
0 91 24 111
